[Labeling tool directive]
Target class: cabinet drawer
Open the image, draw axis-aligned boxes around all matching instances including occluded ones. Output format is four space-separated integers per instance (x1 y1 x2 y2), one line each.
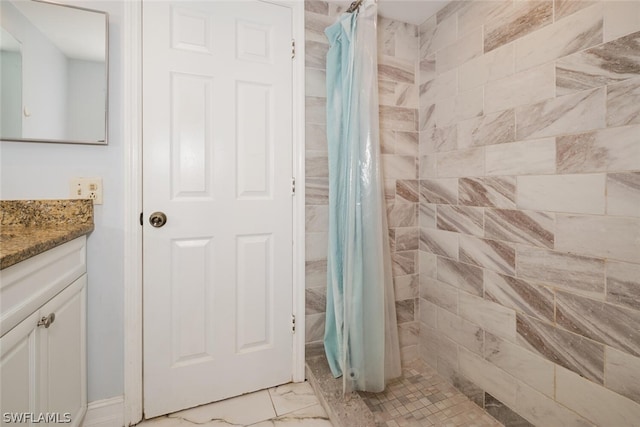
1 237 86 336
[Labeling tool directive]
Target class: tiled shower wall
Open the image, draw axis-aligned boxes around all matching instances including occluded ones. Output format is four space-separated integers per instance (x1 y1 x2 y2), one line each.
417 1 640 425
304 1 421 362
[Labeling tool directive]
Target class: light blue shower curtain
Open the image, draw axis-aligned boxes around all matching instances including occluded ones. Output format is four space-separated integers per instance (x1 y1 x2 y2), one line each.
323 0 402 393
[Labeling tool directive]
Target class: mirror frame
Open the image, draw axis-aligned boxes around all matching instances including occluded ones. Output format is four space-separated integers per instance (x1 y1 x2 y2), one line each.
0 0 109 145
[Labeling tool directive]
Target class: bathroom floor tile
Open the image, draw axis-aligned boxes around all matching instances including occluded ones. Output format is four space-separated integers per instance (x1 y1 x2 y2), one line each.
268 381 321 416
137 382 332 427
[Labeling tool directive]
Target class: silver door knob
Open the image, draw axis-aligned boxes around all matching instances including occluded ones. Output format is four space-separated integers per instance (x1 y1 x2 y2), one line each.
38 313 56 328
149 212 167 228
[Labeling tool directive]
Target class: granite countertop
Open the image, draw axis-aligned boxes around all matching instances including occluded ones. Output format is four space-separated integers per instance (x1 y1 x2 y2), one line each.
0 200 94 270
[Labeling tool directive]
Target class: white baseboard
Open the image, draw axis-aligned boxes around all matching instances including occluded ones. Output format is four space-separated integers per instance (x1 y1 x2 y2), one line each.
82 396 124 427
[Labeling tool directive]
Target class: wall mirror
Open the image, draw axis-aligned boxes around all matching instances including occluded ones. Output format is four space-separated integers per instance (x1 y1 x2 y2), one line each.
0 0 108 145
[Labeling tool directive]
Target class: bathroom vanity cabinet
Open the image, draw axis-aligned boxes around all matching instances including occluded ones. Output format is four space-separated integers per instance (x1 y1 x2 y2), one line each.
0 236 87 427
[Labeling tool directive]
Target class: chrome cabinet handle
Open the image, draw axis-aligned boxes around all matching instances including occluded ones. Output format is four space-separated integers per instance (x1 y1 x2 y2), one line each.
149 212 167 228
38 313 56 328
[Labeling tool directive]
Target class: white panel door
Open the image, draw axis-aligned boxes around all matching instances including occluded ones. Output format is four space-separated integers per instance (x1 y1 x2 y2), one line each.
142 1 293 418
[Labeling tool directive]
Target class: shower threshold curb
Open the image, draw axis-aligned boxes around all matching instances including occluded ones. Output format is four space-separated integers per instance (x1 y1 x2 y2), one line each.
305 346 377 427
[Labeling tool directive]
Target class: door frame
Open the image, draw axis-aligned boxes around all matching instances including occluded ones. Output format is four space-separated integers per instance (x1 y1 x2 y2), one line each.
121 1 306 424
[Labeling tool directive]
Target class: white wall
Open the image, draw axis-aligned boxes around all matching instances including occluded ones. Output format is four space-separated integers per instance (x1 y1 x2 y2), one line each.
66 59 106 142
0 50 22 137
0 0 124 402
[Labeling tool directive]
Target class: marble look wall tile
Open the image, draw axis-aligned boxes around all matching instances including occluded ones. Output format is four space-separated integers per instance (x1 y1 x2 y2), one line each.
399 322 419 348
517 173 606 214
459 176 516 209
420 103 436 132
378 81 397 107
436 28 483 74
515 379 595 427
381 154 416 179
485 1 553 53
305 68 326 98
459 235 516 275
484 208 554 248
386 203 416 228
437 257 483 297
459 291 517 341
436 87 484 127
396 299 415 324
395 227 419 251
437 147 484 178
516 313 605 383
457 110 515 149
556 214 640 263
555 0 596 20
305 124 327 152
556 125 640 173
378 17 398 57
607 76 640 127
384 179 396 200
485 393 535 427
485 332 555 397
396 179 419 203
438 307 484 355
420 178 458 205
379 106 417 132
305 287 326 315
420 125 457 154
556 290 640 357
419 251 437 278
305 259 326 289
556 366 640 426
420 228 459 260
419 69 457 104
419 56 436 85
419 155 436 179
516 246 605 298
459 346 518 408
419 202 436 228
305 40 329 69
380 130 395 154
605 346 640 405
437 205 484 237
608 173 640 218
419 297 437 328
459 43 514 92
305 177 328 205
305 151 328 177
606 261 640 311
515 3 603 72
394 84 419 109
378 55 415 84
305 313 325 343
485 63 555 114
419 325 458 369
304 12 334 44
515 87 606 140
421 14 457 58
305 205 328 232
305 232 327 261
420 277 458 313
556 31 640 95
392 250 416 276
305 96 326 125
304 0 328 15
437 1 468 24
457 0 512 37
394 22 419 62
395 131 419 156
394 274 418 301
484 270 555 323
603 0 640 42
486 137 556 176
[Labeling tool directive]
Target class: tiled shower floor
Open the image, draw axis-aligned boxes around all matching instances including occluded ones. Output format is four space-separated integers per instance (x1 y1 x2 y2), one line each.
306 344 503 427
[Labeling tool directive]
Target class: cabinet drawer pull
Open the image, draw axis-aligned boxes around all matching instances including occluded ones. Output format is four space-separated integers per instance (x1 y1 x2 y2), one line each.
37 313 56 328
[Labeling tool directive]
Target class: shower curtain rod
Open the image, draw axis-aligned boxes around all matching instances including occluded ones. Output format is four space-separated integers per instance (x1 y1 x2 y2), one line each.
346 0 364 13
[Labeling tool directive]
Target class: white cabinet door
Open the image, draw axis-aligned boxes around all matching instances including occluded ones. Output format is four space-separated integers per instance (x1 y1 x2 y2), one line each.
143 0 294 418
0 311 40 427
38 275 87 427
